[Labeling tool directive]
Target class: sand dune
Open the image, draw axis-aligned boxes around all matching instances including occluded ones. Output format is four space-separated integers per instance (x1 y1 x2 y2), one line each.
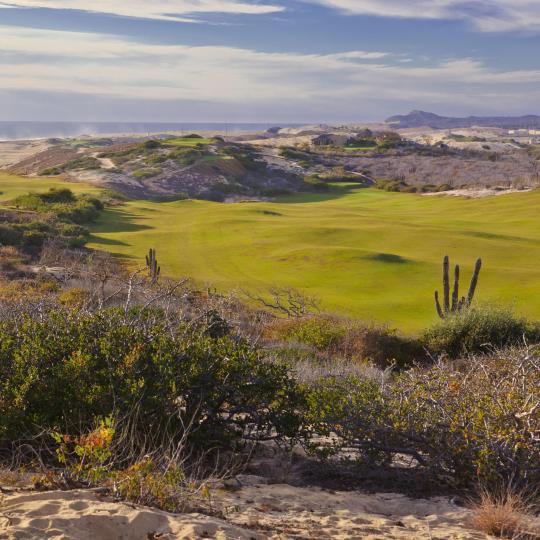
0 483 488 539
0 490 261 540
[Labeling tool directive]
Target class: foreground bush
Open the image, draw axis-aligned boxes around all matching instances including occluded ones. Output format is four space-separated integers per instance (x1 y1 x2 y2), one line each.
0 306 304 459
422 305 540 357
305 346 540 489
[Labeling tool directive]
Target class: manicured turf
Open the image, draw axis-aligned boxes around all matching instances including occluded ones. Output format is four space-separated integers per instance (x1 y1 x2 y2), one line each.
2 171 539 331
164 137 214 147
87 186 540 331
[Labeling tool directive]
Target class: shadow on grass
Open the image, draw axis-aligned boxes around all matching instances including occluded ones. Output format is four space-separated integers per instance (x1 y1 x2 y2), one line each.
87 234 129 247
92 208 154 234
273 184 369 204
367 253 410 264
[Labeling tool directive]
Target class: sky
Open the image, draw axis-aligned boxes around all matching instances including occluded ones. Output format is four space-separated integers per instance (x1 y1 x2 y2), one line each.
1 1 539 123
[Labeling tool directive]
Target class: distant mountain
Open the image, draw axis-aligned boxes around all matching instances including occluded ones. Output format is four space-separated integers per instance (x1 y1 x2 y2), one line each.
386 110 540 129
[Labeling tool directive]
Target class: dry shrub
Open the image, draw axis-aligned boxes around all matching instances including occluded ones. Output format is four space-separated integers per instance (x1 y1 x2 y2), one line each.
471 488 539 539
304 346 540 489
265 314 421 368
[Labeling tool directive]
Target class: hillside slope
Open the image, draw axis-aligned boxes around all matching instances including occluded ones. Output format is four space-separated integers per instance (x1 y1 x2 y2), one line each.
387 110 540 129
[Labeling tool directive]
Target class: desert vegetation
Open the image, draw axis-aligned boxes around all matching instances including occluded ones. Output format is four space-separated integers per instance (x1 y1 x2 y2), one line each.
2 145 540 537
1 227 540 538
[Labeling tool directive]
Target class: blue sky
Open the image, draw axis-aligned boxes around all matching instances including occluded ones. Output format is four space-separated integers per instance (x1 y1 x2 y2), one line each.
1 1 539 122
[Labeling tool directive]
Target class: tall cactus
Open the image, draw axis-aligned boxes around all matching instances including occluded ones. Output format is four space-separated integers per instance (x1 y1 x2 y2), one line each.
435 256 482 319
145 248 160 285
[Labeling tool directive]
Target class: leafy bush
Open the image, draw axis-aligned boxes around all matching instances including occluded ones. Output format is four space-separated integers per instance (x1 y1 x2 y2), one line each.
43 188 76 203
0 307 304 456
0 224 22 246
50 418 214 513
13 189 104 229
422 305 540 357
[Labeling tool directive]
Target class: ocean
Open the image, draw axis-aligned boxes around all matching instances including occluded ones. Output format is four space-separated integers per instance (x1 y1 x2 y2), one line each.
0 121 301 141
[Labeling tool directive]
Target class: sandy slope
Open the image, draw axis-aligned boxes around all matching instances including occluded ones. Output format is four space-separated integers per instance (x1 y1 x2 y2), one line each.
0 490 260 540
0 484 488 540
0 141 51 169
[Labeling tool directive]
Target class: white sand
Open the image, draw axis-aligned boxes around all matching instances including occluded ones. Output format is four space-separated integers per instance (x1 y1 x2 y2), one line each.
0 484 488 539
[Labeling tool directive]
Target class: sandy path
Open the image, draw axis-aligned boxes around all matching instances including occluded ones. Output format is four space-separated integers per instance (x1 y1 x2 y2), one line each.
0 484 488 540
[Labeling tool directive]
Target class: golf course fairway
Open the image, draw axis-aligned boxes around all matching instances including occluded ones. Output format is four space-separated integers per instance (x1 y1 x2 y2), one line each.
87 186 540 331
2 172 539 331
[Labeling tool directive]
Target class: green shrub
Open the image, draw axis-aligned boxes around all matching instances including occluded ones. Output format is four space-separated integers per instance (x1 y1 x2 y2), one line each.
141 140 162 149
132 168 162 179
22 230 47 247
41 158 100 175
422 305 540 357
40 188 76 204
0 307 304 455
13 189 103 225
0 225 22 246
57 223 87 237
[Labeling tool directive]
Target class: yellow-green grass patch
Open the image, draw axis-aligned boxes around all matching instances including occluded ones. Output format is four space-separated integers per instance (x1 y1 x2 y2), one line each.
0 172 102 202
85 186 540 331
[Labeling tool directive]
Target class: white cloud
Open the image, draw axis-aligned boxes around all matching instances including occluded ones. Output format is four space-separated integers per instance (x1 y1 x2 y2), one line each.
308 0 540 32
0 25 538 119
0 0 284 21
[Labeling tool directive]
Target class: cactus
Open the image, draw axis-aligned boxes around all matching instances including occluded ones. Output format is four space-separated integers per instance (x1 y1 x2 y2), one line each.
145 248 160 285
435 256 482 319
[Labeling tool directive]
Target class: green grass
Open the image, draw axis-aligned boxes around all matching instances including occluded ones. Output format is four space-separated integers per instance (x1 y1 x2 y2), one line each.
86 186 540 331
0 172 102 202
164 137 214 147
2 171 540 331
200 155 233 162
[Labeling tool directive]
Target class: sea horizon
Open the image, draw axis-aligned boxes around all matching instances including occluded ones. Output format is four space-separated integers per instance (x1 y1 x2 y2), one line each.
0 121 304 141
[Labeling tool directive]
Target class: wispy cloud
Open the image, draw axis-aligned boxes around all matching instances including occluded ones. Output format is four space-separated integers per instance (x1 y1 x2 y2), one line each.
0 0 284 22
0 25 538 120
308 0 540 33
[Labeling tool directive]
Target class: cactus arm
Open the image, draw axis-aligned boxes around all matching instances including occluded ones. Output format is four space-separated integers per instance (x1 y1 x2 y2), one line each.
443 255 450 314
451 264 460 312
466 258 482 306
435 291 444 319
